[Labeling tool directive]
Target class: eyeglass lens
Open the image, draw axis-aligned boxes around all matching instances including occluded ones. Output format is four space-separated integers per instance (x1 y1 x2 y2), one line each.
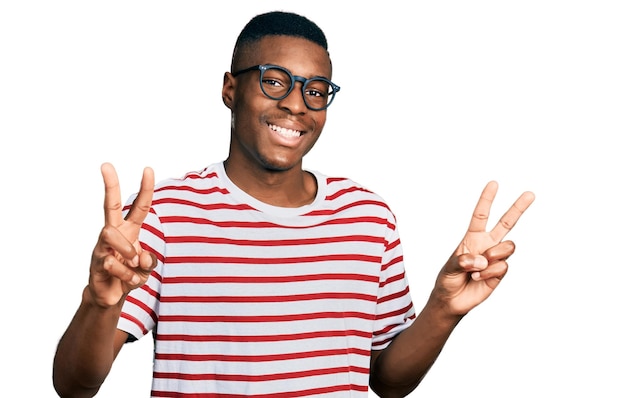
261 67 335 110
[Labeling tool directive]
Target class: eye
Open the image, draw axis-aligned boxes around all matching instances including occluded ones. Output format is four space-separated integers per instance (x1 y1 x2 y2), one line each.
304 89 326 98
262 78 285 88
261 67 292 91
305 79 331 98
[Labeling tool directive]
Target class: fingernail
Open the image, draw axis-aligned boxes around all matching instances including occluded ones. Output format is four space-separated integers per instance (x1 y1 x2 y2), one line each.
475 256 488 267
132 255 139 267
131 274 140 284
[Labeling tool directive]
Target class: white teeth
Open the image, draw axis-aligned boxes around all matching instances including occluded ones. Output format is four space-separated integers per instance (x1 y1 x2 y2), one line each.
269 124 301 138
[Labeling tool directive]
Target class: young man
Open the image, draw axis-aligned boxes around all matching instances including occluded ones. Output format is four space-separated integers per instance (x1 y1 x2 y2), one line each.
53 11 534 398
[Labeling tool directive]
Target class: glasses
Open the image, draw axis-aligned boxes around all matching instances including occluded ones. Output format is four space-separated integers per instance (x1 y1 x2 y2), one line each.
231 64 340 111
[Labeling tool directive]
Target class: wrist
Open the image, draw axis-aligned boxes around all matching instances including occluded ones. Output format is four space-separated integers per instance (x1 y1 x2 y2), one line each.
82 285 126 312
423 293 465 326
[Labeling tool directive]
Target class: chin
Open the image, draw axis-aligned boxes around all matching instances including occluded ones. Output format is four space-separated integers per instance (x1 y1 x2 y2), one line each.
259 156 299 172
262 162 295 172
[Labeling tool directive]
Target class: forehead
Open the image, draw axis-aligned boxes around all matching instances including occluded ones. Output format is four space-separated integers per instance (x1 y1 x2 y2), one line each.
237 35 332 78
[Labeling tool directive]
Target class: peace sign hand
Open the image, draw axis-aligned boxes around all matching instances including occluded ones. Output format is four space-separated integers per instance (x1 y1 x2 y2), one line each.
87 163 157 308
432 181 535 317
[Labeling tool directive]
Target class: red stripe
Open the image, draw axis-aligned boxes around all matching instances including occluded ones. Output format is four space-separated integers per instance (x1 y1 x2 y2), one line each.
141 223 165 241
155 329 373 343
375 302 414 321
372 314 416 348
379 270 406 288
155 347 370 362
139 240 165 263
305 199 390 216
381 255 403 272
377 286 410 304
151 383 368 397
120 312 148 335
386 238 401 251
126 295 158 325
181 170 218 180
163 273 379 284
160 311 376 323
160 291 377 304
165 253 381 265
165 234 384 246
140 281 160 299
153 198 256 211
154 185 227 195
326 177 348 183
174 170 218 180
325 186 373 201
154 365 369 382
159 215 391 229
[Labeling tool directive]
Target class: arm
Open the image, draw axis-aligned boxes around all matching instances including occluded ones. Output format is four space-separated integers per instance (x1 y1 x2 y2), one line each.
52 291 130 397
370 181 535 397
53 163 156 398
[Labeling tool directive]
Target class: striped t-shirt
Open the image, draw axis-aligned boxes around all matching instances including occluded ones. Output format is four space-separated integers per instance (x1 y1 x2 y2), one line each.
119 162 416 397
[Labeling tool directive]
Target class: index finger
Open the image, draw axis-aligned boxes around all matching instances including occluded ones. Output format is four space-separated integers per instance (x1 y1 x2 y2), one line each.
125 166 155 227
467 181 499 233
490 190 535 241
102 162 123 227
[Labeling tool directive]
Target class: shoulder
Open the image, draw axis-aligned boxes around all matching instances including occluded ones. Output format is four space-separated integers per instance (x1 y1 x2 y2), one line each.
155 163 222 188
315 171 396 221
317 171 387 203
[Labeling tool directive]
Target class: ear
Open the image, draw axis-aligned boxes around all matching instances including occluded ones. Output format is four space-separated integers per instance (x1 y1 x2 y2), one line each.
222 72 235 110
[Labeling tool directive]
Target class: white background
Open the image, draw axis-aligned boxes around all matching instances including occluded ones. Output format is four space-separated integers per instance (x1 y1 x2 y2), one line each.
1 1 625 396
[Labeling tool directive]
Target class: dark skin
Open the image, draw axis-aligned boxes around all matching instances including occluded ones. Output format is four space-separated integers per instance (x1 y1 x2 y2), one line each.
53 163 155 397
369 180 534 396
222 36 328 207
52 35 535 397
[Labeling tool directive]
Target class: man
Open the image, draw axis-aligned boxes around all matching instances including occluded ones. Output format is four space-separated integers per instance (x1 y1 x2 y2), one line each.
53 11 534 397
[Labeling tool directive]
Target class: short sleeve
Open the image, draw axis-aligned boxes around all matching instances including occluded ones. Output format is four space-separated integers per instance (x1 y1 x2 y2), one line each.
117 196 166 340
371 220 415 350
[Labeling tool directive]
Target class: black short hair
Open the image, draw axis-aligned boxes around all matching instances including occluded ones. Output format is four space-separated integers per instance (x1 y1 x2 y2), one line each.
231 11 328 70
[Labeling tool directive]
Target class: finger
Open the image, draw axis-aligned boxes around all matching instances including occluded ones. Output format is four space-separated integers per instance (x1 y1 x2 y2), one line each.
483 240 516 263
471 260 508 285
97 225 139 267
138 250 157 272
125 167 155 227
102 254 141 285
467 181 498 233
490 191 535 242
456 253 489 273
101 163 123 227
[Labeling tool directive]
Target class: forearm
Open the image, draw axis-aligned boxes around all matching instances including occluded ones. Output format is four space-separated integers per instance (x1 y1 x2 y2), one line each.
370 296 463 397
53 286 125 398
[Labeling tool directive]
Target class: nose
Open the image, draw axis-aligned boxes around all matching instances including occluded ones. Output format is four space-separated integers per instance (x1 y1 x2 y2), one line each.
277 81 307 114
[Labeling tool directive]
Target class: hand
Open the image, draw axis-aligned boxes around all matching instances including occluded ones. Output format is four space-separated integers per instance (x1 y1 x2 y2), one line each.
433 181 535 316
88 163 156 308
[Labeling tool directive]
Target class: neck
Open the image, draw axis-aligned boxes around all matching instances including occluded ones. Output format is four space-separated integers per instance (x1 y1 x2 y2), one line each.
223 158 317 208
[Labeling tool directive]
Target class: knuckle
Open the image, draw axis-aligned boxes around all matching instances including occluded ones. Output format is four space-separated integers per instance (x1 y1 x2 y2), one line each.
103 255 116 269
500 219 516 229
122 269 135 282
473 211 489 221
100 225 115 240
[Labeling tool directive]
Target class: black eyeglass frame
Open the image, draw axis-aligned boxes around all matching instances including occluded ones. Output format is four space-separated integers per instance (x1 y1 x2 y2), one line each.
231 64 340 111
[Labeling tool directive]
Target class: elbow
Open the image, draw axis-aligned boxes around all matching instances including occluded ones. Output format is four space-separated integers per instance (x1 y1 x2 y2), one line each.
52 355 103 398
52 373 100 398
369 375 420 398
370 361 422 397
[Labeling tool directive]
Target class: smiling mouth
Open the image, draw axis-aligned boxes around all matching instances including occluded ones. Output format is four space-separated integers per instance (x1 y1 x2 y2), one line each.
268 123 302 138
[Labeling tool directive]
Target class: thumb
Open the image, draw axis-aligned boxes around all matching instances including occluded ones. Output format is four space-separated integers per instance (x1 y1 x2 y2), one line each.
444 252 488 276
